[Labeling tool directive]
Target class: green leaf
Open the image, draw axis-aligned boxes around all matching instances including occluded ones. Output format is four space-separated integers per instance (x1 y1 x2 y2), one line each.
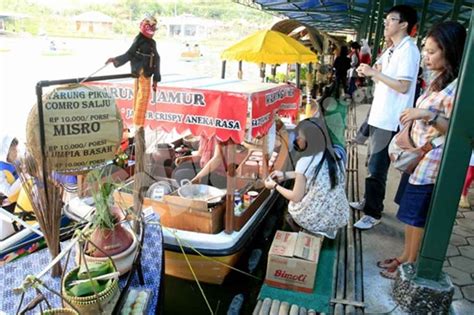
78 261 114 280
68 280 102 297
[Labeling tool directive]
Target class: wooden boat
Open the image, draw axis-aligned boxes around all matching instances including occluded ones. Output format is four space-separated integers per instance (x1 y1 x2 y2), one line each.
180 44 202 62
41 38 73 56
92 76 301 284
115 134 289 284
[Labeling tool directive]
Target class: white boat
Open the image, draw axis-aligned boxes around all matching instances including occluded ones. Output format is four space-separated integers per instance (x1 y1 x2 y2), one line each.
0 207 73 265
88 77 300 284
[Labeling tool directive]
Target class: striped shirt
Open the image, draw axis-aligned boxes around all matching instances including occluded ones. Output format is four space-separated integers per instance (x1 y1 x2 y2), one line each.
409 79 458 185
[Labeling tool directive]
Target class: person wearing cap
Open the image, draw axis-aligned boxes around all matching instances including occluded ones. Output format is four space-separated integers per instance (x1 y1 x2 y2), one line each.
106 14 161 130
0 135 21 211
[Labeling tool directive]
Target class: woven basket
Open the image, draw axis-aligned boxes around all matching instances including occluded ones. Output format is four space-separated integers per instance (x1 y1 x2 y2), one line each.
25 105 42 164
26 85 123 174
43 308 78 315
62 266 119 315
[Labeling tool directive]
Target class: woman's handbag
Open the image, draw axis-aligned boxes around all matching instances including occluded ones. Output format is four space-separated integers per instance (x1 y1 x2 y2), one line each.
287 158 349 237
388 122 441 174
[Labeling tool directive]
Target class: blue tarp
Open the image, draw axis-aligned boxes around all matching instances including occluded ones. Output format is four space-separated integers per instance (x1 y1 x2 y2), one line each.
251 0 472 33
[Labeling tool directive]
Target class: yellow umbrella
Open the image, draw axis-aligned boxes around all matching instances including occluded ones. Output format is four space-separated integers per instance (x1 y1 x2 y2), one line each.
221 30 318 64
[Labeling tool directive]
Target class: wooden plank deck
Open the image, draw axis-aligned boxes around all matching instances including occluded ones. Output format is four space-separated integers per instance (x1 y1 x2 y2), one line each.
331 100 365 314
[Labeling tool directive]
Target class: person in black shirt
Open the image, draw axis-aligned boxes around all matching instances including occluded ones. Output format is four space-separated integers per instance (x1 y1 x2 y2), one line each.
333 46 351 93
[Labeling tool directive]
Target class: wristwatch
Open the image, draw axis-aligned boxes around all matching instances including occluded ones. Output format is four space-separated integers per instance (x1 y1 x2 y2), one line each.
427 113 439 126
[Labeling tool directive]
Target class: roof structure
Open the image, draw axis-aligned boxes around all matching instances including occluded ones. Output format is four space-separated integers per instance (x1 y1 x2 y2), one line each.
73 11 113 23
270 19 346 53
0 12 29 20
237 0 473 35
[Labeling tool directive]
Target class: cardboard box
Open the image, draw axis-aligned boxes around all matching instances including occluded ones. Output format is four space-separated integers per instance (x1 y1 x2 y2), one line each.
265 230 323 293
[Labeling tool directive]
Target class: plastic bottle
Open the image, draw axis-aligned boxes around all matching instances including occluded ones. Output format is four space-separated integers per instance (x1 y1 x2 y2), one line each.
234 189 242 214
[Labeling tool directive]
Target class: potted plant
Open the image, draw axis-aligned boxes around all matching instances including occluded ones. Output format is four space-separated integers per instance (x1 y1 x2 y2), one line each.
75 169 138 275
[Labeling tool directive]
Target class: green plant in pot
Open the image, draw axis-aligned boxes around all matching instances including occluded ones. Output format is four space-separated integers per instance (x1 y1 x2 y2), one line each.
86 169 133 258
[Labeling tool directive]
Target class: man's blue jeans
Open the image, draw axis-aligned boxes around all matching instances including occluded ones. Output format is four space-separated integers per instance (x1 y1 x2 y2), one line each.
363 125 397 219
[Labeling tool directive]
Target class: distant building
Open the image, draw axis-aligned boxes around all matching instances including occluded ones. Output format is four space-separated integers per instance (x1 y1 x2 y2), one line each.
160 14 221 39
0 12 28 33
73 11 113 33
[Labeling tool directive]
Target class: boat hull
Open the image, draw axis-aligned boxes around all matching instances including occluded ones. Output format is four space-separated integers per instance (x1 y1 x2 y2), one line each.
165 250 242 284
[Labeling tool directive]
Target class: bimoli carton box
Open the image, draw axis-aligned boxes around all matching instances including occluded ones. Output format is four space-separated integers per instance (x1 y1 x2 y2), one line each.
265 230 323 293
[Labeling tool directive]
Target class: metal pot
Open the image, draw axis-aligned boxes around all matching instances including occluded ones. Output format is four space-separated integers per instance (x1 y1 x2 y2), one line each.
177 184 225 202
183 135 200 150
147 181 173 200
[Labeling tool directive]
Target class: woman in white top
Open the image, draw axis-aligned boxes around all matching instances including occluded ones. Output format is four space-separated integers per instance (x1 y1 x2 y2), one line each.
264 118 347 238
0 135 22 211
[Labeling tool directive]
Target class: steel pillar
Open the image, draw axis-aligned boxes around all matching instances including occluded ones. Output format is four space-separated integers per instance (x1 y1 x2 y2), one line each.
372 0 386 59
451 0 463 20
417 0 431 48
367 0 378 47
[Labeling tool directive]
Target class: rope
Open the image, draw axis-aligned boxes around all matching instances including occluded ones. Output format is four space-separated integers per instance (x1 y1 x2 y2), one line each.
175 233 214 315
78 64 109 84
13 222 92 294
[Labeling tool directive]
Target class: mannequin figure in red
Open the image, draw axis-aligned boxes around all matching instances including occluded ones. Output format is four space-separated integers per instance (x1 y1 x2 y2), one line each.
107 14 161 130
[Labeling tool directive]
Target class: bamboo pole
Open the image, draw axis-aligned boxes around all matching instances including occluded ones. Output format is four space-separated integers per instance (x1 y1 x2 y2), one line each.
132 127 145 234
253 300 263 315
269 299 280 315
259 298 272 315
225 140 236 234
289 304 299 315
260 63 266 82
278 302 289 315
238 61 243 80
221 60 227 79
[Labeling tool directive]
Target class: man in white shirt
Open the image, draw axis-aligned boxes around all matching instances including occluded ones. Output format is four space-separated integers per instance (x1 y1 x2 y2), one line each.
352 5 420 230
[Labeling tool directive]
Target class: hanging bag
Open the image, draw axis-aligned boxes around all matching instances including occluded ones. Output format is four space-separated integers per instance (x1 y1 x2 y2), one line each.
287 120 349 237
388 122 443 174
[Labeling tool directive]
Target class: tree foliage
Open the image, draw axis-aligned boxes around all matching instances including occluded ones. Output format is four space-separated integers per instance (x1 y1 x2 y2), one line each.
1 0 273 36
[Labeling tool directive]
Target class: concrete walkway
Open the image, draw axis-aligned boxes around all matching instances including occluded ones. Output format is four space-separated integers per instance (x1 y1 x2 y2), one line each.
353 104 474 314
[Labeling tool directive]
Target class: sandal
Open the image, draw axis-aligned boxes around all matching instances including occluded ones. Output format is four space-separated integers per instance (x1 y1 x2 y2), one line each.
380 268 399 280
376 257 401 269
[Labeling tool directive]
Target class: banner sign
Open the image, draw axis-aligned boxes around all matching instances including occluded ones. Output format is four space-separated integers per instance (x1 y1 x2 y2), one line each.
91 80 300 143
251 85 299 137
27 84 122 173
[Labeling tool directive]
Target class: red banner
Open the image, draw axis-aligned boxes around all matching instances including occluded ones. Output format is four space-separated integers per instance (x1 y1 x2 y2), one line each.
251 84 300 137
91 80 299 143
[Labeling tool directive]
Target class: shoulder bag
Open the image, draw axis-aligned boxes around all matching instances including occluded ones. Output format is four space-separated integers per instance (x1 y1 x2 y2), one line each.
388 122 443 174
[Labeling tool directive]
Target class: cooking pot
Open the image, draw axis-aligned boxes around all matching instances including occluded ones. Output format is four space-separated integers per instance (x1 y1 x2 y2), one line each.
183 135 200 150
177 184 226 203
147 181 173 201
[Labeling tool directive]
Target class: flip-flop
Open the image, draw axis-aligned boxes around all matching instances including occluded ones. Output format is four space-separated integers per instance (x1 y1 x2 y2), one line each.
380 268 399 280
376 257 401 269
